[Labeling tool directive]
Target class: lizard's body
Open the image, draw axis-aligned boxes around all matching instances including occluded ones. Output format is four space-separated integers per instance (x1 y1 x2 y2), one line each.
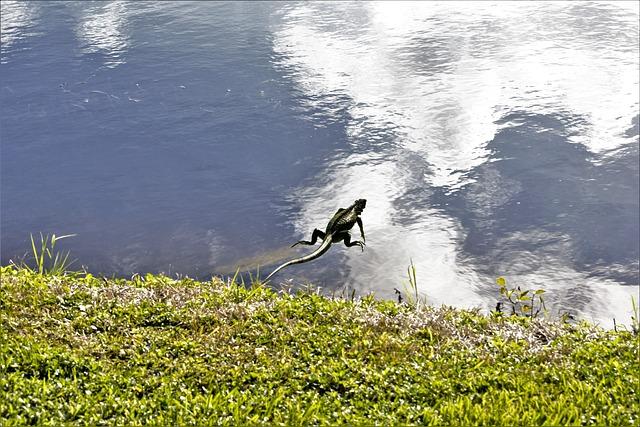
263 199 367 282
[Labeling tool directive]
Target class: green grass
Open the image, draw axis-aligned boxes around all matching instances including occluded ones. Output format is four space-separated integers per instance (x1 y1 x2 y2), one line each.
1 265 638 425
21 233 77 275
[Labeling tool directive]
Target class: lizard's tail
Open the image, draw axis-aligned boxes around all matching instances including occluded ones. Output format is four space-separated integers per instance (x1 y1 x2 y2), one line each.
263 237 332 283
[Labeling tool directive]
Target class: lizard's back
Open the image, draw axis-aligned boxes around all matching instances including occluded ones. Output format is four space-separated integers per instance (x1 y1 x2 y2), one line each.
325 207 358 234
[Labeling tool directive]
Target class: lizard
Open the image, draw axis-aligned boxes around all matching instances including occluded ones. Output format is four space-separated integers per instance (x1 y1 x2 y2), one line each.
263 199 367 282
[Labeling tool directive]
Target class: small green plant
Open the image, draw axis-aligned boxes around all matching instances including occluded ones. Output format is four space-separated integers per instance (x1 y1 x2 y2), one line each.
397 259 424 309
24 232 76 275
631 296 639 335
495 276 546 318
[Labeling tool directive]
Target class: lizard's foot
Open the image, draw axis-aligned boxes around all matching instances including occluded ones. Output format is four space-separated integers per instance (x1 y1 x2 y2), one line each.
339 233 366 251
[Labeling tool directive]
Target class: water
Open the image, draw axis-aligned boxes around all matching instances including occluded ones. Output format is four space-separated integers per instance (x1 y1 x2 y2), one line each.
2 1 638 325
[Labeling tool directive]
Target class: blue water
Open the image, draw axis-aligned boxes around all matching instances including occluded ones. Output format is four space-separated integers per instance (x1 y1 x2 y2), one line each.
1 1 638 325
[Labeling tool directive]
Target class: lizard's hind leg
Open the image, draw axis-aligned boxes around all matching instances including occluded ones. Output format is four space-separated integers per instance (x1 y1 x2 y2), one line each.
292 228 325 247
333 232 365 251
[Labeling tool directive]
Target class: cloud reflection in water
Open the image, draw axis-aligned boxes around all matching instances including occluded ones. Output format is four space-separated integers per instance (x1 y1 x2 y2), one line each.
272 1 639 325
0 1 40 63
75 1 130 68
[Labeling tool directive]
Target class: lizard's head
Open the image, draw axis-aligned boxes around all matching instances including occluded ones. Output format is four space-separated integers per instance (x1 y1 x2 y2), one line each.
353 199 367 214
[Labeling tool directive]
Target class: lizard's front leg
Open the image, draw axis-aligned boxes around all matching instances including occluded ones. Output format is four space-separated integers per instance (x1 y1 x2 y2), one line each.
292 228 325 247
356 217 365 244
333 232 365 252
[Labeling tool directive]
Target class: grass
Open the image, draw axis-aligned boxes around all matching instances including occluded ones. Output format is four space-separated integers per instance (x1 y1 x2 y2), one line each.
1 264 639 425
14 232 76 275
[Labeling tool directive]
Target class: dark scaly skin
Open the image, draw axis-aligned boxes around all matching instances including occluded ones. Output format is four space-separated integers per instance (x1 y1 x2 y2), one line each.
263 199 366 282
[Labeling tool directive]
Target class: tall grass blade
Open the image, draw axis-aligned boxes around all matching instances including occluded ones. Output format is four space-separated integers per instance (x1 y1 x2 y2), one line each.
631 296 639 335
402 259 423 309
26 232 76 275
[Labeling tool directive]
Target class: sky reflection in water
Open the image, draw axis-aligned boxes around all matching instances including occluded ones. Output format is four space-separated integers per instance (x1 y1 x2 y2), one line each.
1 1 638 326
273 1 639 323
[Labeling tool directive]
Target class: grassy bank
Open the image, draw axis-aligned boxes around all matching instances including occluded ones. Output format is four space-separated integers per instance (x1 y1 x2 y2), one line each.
1 265 638 425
